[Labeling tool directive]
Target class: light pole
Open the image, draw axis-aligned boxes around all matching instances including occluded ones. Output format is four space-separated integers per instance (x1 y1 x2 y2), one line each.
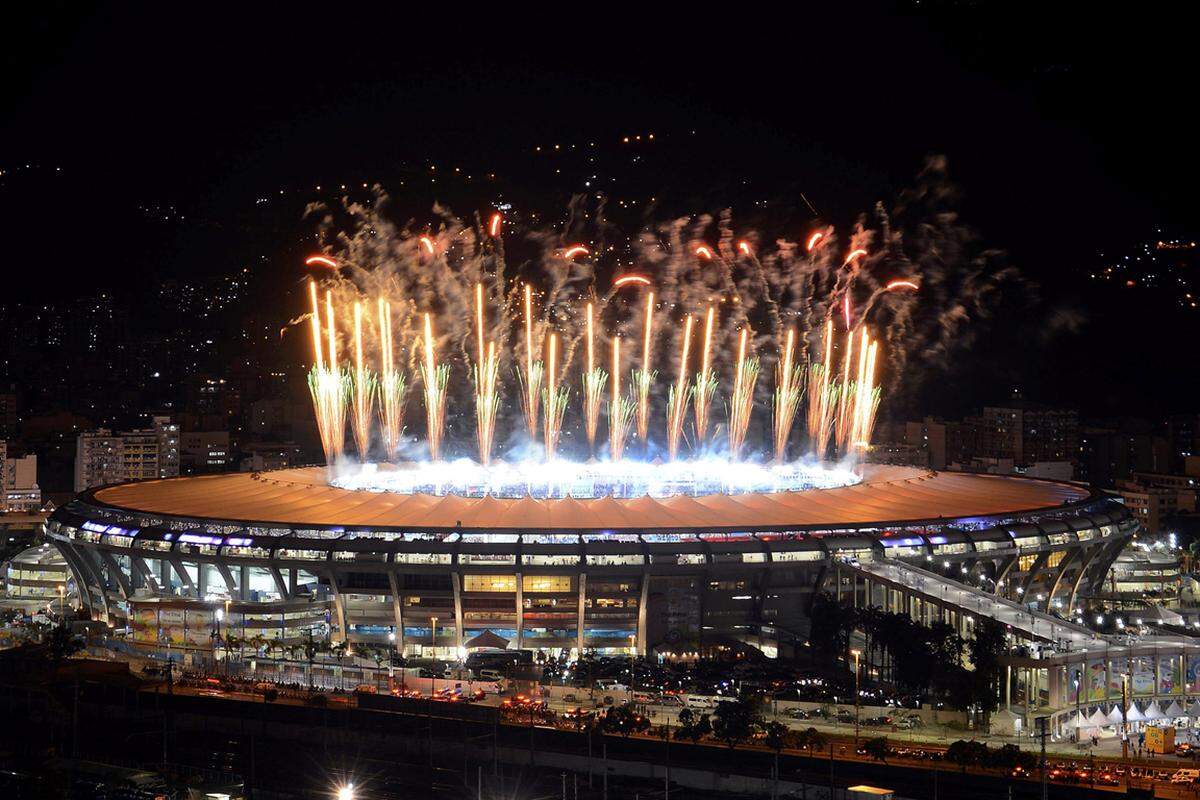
1073 669 1081 743
430 617 439 697
57 584 65 619
851 648 862 746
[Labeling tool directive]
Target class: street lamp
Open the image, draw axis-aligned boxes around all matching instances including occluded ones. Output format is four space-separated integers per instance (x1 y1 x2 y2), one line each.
850 648 862 746
57 584 65 619
336 783 355 800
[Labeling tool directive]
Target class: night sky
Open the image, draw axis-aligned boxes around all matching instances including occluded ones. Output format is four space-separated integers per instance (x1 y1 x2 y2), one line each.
2 3 1197 419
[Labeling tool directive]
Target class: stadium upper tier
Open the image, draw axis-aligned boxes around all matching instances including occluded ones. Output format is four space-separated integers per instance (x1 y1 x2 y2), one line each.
83 464 1092 533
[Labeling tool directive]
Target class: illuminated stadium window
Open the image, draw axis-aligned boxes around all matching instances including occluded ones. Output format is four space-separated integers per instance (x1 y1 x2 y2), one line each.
463 575 517 592
1017 554 1038 572
522 575 572 593
394 553 452 564
459 553 517 565
523 554 579 566
741 552 766 563
585 554 644 566
772 551 822 562
1045 551 1065 569
277 549 327 561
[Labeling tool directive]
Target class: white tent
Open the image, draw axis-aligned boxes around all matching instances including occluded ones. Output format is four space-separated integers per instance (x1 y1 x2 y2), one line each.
1088 708 1111 728
1188 700 1200 719
1165 700 1187 718
1126 704 1147 723
1108 705 1128 725
1066 710 1088 729
990 708 1022 736
1145 701 1166 720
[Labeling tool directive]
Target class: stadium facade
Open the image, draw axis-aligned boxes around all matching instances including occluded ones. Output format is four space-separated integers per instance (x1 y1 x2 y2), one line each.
43 465 1137 659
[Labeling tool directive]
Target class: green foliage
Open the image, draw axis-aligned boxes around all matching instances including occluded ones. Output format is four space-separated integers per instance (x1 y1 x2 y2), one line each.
763 720 790 753
712 697 763 749
863 737 888 762
602 703 650 737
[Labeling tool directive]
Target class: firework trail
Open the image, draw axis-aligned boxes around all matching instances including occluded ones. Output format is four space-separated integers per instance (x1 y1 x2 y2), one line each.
350 302 378 460
474 284 500 465
692 306 718 447
727 328 760 461
665 315 694 461
634 291 656 444
419 313 449 461
608 337 635 461
833 326 857 452
772 328 804 463
518 284 544 443
306 281 348 464
377 298 407 462
581 302 607 454
806 319 836 459
542 333 570 461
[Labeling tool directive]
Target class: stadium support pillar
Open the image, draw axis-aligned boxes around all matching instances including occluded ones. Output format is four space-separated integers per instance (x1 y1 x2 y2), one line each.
327 570 348 643
636 572 650 656
451 572 465 653
576 573 587 656
387 571 405 654
515 571 524 649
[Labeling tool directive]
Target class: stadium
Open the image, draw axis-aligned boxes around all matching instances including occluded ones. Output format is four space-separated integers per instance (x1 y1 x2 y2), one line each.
40 463 1139 661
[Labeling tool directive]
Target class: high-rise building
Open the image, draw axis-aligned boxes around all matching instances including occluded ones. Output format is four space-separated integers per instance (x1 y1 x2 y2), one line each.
964 391 1078 467
0 391 16 440
903 417 966 470
180 430 230 474
1 442 41 513
73 416 180 492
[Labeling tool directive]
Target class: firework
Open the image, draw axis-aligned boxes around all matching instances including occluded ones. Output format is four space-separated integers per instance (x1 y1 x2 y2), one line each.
306 255 338 269
692 306 718 446
377 298 407 462
772 328 804 463
885 279 920 292
727 329 760 460
613 274 652 288
634 291 656 443
563 245 590 259
581 302 607 453
473 284 500 465
665 314 693 461
833 326 857 452
419 313 449 461
488 212 502 238
542 333 570 461
806 319 836 458
518 284 544 442
608 337 636 461
806 232 824 252
306 281 347 464
350 301 378 460
695 245 714 260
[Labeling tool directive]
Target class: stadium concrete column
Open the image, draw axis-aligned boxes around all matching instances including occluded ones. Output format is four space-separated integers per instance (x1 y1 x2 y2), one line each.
327 570 348 643
515 571 524 649
636 571 650 655
451 572 465 653
576 573 586 655
387 571 405 653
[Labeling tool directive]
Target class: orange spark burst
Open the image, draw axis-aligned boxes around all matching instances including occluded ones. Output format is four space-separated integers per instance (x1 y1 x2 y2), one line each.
488 212 502 237
419 235 435 255
305 255 338 269
885 280 919 292
737 241 752 256
563 245 590 259
613 274 652 288
695 245 714 260
806 232 825 252
845 248 867 263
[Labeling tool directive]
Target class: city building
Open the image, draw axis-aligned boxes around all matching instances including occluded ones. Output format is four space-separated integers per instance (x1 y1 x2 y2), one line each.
964 391 1079 467
1116 474 1197 534
903 417 966 470
180 430 230 474
1 442 41 512
73 416 180 492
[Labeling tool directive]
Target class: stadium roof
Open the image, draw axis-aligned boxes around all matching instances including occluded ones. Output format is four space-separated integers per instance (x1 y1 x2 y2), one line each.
87 465 1094 532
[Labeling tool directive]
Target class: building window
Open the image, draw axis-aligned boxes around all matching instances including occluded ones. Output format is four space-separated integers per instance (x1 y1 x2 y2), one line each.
522 575 572 593
463 574 517 593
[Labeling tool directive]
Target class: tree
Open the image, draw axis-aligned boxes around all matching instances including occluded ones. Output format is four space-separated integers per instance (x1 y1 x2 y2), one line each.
796 727 827 757
862 737 888 762
967 618 1007 725
764 720 790 796
945 739 988 772
602 703 649 737
712 697 762 749
44 622 83 666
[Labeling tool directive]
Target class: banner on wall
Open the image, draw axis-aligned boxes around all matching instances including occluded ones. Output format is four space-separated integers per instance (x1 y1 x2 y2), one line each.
1187 656 1200 694
1133 658 1156 695
1088 660 1108 702
1159 655 1181 695
131 607 158 644
159 608 186 646
1110 658 1129 700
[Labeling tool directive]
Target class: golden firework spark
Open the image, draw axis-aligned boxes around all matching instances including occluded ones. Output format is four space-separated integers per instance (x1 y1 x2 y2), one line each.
634 291 656 444
581 301 607 454
306 282 347 464
542 333 570 461
518 283 544 442
772 328 804 463
806 318 836 458
691 306 718 446
419 313 449 461
833 326 857 453
727 328 760 461
608 336 635 461
377 298 407 462
665 314 694 461
350 302 378 460
473 284 500 465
